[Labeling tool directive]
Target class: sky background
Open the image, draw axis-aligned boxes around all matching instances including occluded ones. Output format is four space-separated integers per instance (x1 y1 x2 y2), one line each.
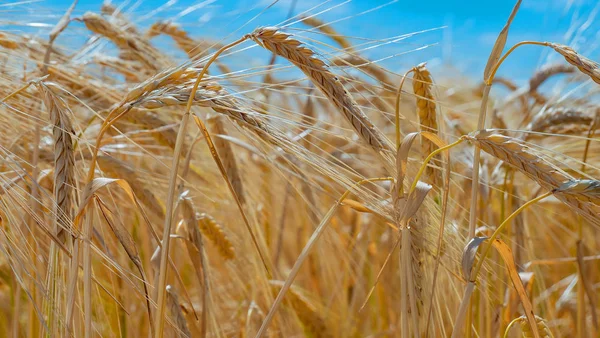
2 0 599 85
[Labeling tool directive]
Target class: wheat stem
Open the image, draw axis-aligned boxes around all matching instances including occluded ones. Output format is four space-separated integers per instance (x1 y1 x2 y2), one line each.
486 41 550 85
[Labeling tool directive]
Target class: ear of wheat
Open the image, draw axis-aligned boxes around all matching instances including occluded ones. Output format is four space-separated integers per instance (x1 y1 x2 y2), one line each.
526 106 598 137
38 82 75 241
466 130 600 227
197 213 235 260
249 27 394 165
413 63 440 183
550 43 600 84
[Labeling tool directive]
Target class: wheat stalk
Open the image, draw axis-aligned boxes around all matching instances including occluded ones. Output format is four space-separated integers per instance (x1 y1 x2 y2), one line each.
82 12 158 71
550 43 600 85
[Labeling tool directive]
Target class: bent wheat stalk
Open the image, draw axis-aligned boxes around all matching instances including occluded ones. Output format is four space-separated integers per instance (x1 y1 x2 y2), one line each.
249 27 394 165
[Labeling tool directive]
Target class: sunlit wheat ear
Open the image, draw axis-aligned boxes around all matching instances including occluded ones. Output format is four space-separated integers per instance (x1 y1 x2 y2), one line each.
391 153 432 338
197 213 235 260
549 43 600 84
209 116 245 204
465 130 600 226
81 12 157 70
38 82 75 242
413 63 440 183
554 179 600 204
249 27 394 163
148 21 195 54
526 106 599 138
134 81 285 145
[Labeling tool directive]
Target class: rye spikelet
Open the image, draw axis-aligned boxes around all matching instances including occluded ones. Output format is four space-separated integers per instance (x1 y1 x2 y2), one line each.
550 43 600 85
209 116 245 204
249 27 393 160
466 130 600 227
197 213 234 260
38 82 75 242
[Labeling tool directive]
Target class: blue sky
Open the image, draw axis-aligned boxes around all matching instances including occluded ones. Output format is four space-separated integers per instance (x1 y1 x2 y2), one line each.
3 0 599 83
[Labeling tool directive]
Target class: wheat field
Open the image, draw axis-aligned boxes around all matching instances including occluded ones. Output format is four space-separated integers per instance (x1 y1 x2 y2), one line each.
0 1 599 337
